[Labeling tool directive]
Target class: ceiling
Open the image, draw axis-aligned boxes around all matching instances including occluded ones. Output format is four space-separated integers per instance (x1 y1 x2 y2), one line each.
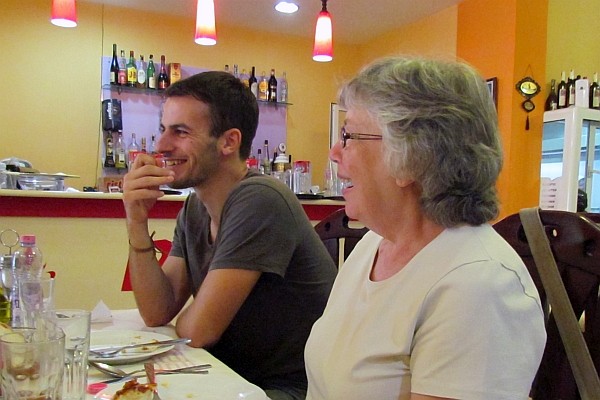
81 0 463 44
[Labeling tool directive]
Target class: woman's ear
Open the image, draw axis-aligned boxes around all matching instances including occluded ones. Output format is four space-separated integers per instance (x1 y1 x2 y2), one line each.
219 128 242 156
395 177 414 188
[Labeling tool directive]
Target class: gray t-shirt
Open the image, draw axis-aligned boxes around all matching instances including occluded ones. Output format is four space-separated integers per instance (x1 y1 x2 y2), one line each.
171 171 337 392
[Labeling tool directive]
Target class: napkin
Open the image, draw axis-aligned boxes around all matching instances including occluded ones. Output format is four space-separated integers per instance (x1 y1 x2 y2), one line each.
91 300 112 323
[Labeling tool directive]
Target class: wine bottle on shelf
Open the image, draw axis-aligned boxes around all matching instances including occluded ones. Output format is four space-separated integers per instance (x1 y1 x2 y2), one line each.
115 131 126 169
258 71 268 101
110 43 119 85
249 67 258 97
158 55 169 90
136 55 146 89
590 73 600 109
118 50 127 86
128 132 141 168
126 51 137 87
147 54 156 89
262 140 271 175
544 79 558 111
567 69 576 107
268 69 278 102
279 71 288 103
104 132 115 168
557 71 567 109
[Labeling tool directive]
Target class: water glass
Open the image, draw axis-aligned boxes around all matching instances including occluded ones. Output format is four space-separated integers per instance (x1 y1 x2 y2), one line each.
18 276 55 327
293 160 312 194
0 326 65 400
44 309 91 400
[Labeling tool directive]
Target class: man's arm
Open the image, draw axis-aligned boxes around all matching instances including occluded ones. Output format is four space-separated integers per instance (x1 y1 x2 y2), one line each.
175 268 261 348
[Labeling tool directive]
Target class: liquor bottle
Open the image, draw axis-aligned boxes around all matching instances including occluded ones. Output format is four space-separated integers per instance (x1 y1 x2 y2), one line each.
257 148 264 174
590 73 600 109
128 132 141 168
258 71 269 101
149 134 157 154
557 71 567 109
126 51 137 87
249 67 258 97
240 69 249 88
262 140 271 175
104 133 115 168
279 71 288 103
268 69 278 102
147 54 156 89
544 79 558 111
136 55 146 89
158 55 169 90
224 64 230 74
110 43 119 85
141 137 147 153
246 146 258 170
115 131 127 169
567 70 576 107
118 50 127 86
233 64 239 79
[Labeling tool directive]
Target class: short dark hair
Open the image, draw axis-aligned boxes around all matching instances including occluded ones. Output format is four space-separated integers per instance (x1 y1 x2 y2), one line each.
165 71 259 159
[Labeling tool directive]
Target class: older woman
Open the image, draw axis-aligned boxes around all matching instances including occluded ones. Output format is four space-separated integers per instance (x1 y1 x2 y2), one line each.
304 57 546 400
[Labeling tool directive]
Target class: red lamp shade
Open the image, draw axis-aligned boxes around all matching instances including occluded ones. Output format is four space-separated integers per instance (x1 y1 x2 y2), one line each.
195 0 217 45
51 0 77 28
313 8 332 62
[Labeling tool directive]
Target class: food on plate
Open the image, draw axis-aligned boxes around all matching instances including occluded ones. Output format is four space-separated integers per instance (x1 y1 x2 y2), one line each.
113 379 157 400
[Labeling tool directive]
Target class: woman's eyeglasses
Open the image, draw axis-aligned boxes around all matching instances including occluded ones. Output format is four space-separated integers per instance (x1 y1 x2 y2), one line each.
340 127 382 148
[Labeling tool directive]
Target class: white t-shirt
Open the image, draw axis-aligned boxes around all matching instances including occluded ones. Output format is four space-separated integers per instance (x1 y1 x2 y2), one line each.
305 224 546 400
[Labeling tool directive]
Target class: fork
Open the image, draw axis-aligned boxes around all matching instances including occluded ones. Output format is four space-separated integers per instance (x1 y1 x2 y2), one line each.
144 362 162 400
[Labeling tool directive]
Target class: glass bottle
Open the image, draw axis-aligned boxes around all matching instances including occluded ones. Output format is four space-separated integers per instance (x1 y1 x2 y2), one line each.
149 134 157 155
11 234 43 327
249 67 258 97
233 64 239 79
115 131 127 169
544 79 558 111
279 71 288 103
257 149 264 174
126 50 137 87
110 43 119 85
262 140 271 175
258 71 269 101
158 55 169 90
240 69 249 88
141 137 147 153
590 73 600 109
118 50 127 86
128 133 141 169
567 69 576 107
557 71 567 109
147 54 156 89
136 55 146 89
268 69 278 102
104 133 115 168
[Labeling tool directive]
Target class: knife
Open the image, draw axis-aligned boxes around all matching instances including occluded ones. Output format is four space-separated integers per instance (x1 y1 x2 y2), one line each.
90 337 191 355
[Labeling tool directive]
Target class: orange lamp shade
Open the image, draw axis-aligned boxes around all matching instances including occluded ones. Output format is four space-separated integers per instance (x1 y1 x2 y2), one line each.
51 0 77 28
195 0 217 45
313 9 333 62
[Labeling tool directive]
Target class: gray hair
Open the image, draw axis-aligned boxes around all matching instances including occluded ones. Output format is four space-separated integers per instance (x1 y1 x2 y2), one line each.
339 56 502 227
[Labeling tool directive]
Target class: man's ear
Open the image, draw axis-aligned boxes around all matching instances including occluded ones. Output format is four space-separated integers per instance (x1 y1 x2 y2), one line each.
395 177 414 188
219 128 242 156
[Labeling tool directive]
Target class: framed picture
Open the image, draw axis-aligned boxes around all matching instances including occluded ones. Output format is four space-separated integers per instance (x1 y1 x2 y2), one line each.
487 77 498 109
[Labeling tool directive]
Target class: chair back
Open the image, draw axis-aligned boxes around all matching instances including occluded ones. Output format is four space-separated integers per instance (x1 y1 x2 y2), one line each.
314 208 368 268
121 239 172 291
493 210 600 400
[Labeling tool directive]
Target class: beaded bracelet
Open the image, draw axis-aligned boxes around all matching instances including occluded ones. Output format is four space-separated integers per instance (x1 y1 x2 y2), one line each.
128 231 156 254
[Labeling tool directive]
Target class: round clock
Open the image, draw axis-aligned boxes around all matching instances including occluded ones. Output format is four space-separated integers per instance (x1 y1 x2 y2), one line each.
516 77 541 98
522 99 536 112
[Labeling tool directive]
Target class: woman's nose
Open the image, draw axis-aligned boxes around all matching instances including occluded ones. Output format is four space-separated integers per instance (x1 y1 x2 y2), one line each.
329 140 342 164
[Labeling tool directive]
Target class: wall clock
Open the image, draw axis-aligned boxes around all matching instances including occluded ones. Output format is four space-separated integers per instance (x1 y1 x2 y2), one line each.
515 76 541 130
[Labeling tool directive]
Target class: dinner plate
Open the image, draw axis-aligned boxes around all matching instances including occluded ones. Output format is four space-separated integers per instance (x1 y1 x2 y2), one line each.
93 373 267 399
89 330 175 365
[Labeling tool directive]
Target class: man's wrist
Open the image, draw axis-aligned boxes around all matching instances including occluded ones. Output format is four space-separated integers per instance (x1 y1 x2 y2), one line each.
128 231 156 254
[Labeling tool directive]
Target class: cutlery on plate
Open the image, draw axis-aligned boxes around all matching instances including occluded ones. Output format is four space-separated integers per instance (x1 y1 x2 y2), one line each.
89 361 211 383
89 337 191 357
144 362 162 400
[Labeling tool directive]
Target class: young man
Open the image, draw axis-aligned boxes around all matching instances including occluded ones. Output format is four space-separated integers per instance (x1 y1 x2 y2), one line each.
122 71 337 400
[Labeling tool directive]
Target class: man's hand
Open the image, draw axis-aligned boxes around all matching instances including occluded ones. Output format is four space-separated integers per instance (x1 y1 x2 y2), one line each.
122 153 175 224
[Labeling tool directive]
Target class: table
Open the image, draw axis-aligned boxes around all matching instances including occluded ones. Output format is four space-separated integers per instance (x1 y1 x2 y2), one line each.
87 309 267 399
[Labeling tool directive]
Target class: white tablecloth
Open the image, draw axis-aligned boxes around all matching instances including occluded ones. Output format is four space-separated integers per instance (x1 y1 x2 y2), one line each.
87 309 267 399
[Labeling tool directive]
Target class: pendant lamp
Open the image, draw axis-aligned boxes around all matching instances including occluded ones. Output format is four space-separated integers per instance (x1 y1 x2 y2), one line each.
195 0 217 45
51 0 77 28
313 0 333 62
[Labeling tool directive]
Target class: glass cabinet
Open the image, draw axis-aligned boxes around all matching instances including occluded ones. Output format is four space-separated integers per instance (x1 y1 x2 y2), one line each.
541 108 600 212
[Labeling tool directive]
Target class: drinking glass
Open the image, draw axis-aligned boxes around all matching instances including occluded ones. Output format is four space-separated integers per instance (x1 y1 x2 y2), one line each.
0 326 65 400
19 276 55 327
44 309 91 400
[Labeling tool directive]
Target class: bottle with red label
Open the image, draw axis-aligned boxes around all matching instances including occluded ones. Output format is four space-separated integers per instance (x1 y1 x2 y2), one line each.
128 133 141 169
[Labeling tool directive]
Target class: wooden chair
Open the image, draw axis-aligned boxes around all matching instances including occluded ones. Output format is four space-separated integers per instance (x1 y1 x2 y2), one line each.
493 210 600 400
314 208 368 268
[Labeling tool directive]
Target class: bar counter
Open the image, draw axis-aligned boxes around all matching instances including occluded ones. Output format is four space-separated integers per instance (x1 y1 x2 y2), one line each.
0 190 344 312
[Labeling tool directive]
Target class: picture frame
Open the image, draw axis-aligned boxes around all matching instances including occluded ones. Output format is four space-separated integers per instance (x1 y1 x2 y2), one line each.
487 77 498 109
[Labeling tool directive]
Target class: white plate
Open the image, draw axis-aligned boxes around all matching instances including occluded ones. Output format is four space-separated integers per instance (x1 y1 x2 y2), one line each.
94 373 267 400
89 330 175 365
